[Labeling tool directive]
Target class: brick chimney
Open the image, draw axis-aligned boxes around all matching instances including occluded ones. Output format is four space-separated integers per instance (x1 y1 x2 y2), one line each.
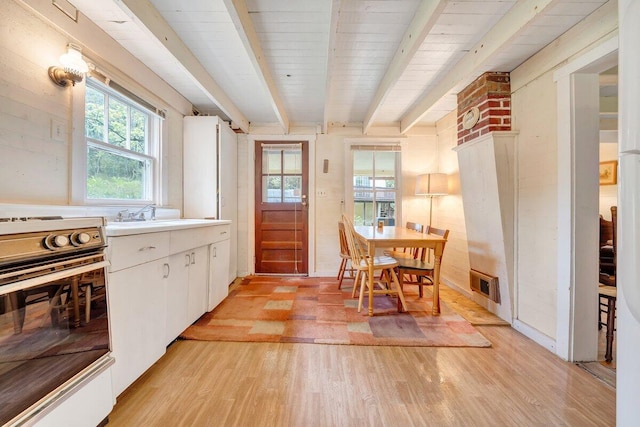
457 72 511 145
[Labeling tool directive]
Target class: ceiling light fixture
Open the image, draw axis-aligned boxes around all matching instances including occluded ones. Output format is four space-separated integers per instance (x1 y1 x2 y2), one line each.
48 43 89 87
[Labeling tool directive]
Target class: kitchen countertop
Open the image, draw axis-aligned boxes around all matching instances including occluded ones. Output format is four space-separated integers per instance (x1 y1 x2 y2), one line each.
105 219 231 236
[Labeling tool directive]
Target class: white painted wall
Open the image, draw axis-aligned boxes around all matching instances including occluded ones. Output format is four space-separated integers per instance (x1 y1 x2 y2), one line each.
0 0 190 210
435 112 472 295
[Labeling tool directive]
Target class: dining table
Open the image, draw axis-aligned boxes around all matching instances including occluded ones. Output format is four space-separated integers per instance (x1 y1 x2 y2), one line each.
354 225 447 316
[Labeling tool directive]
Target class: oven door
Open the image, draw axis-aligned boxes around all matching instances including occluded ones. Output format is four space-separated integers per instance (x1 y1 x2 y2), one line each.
0 254 110 425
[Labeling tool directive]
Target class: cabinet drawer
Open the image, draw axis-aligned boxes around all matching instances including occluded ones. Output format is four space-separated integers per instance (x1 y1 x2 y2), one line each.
211 224 231 243
107 232 170 272
170 224 230 254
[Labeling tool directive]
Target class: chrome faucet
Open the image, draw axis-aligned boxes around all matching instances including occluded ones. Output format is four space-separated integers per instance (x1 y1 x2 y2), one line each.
132 204 156 221
115 204 156 222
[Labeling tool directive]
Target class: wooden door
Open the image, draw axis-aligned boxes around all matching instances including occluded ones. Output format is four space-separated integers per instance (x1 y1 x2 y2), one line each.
255 141 308 274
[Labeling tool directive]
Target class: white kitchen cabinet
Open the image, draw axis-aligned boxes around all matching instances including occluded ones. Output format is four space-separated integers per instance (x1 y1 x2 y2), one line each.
106 222 231 397
184 116 238 285
165 245 209 346
108 256 168 397
165 252 189 346
209 238 231 311
187 245 209 323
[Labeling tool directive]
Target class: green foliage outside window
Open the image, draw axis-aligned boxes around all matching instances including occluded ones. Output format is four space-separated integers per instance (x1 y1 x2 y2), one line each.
85 83 151 200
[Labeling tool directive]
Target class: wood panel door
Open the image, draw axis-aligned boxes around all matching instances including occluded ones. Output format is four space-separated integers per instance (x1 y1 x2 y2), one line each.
255 141 308 274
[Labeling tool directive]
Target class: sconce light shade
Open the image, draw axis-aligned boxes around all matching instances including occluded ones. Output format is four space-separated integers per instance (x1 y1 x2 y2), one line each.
415 173 448 196
48 43 89 87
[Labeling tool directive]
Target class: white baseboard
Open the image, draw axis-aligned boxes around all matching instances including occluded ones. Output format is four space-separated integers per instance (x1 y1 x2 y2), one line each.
512 319 557 354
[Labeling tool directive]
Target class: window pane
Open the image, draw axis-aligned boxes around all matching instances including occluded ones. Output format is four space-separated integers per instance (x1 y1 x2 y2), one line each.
108 97 128 148
353 151 373 176
284 176 301 202
87 145 149 200
130 108 147 153
262 176 281 203
375 151 396 178
374 177 395 189
85 86 104 141
263 150 281 174
283 149 301 173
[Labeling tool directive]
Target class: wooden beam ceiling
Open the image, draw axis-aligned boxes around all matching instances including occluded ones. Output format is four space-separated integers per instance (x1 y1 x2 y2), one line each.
400 0 558 134
118 0 250 133
362 0 448 134
223 0 290 134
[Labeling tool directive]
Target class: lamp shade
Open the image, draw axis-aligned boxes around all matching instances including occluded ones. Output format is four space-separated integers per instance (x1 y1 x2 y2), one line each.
415 173 448 196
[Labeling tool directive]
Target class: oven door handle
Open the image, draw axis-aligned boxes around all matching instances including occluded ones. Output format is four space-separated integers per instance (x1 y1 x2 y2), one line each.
0 260 110 296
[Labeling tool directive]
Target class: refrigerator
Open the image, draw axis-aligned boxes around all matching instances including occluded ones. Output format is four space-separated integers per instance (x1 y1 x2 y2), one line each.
183 116 238 285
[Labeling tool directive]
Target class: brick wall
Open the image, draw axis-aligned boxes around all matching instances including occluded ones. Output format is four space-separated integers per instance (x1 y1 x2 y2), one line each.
457 72 511 145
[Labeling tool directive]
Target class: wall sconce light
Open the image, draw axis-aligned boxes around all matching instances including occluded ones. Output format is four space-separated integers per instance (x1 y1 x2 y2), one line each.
415 173 448 227
48 43 89 87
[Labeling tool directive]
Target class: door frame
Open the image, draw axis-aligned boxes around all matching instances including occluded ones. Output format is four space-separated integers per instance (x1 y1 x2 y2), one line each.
247 134 317 276
553 37 618 361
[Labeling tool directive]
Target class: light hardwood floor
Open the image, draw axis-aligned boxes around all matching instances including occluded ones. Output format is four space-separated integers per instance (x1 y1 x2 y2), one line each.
108 325 615 426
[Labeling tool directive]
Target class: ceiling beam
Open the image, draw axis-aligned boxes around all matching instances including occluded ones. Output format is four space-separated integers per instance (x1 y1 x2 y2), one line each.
224 0 290 134
400 0 558 134
322 0 341 134
362 0 448 134
117 0 250 133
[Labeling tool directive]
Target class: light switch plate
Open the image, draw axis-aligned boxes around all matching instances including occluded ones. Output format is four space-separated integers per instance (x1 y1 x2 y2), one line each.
51 119 66 142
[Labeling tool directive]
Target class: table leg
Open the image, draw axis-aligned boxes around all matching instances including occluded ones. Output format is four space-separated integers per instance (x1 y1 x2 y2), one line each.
71 275 81 328
368 243 375 316
432 253 441 315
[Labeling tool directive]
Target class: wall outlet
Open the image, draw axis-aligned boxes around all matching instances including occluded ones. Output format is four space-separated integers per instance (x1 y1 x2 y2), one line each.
316 190 327 198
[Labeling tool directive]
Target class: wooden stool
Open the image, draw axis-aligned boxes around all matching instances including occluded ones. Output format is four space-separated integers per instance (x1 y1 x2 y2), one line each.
598 285 617 363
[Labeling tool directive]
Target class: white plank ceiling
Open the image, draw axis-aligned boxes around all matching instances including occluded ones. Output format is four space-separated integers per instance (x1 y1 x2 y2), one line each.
69 0 609 134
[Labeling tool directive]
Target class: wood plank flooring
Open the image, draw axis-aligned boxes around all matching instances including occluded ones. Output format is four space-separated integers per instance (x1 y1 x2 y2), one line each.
108 325 615 426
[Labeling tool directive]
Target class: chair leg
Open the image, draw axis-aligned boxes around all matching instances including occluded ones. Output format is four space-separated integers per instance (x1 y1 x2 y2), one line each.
397 270 405 312
85 285 92 324
357 272 368 313
390 268 407 312
337 258 346 280
337 258 346 288
352 271 361 298
605 297 616 363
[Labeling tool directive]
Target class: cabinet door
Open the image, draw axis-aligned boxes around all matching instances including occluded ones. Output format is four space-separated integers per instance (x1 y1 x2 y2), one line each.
183 116 218 219
208 239 231 311
166 252 190 346
187 246 209 324
108 258 168 397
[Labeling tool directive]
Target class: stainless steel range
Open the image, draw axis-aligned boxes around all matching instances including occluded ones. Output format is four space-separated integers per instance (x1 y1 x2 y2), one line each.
0 217 114 426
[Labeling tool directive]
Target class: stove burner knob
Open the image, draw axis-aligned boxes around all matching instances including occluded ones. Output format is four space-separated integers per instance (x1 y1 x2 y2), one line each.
72 232 91 245
53 234 69 247
44 234 70 249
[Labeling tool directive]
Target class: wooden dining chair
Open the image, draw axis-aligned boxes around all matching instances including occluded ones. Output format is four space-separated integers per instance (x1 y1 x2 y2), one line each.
384 222 425 259
341 214 407 313
394 227 449 301
337 221 356 289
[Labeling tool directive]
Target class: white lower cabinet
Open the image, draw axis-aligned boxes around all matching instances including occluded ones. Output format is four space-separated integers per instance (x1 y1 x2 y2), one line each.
108 257 168 397
165 252 189 346
209 238 231 311
187 245 209 324
165 245 209 346
107 223 231 399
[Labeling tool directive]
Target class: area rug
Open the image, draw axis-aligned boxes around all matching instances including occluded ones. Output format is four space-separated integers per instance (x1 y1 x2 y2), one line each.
180 276 491 347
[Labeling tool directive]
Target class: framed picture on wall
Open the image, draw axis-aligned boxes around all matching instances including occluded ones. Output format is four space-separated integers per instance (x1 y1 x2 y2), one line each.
599 160 618 185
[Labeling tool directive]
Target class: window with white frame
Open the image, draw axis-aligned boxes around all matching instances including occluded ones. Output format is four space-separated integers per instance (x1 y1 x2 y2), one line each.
83 80 159 203
349 145 401 226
